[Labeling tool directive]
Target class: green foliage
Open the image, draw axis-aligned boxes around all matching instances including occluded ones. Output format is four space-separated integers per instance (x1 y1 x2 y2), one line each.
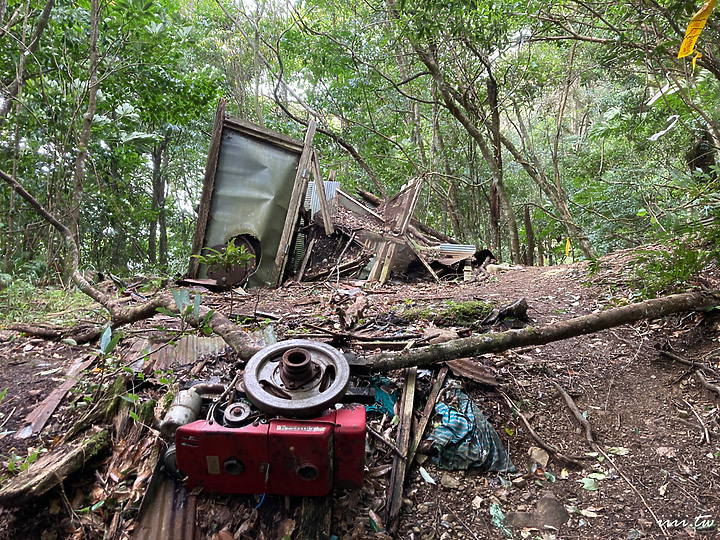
6 448 48 475
0 280 97 325
632 245 712 298
192 238 255 273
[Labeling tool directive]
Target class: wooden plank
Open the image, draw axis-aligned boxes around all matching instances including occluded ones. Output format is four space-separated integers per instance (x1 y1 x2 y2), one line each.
188 99 226 278
406 367 448 474
311 151 334 235
299 495 333 540
368 241 389 282
384 366 417 533
378 243 397 285
295 237 316 282
16 355 95 439
272 119 317 285
223 115 304 153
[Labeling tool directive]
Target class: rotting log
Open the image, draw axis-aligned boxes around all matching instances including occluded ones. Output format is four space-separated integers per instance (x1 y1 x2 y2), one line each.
366 291 720 373
0 428 109 504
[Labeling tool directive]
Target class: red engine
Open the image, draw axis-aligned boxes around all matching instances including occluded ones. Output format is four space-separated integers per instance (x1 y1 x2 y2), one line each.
166 340 367 496
175 406 365 496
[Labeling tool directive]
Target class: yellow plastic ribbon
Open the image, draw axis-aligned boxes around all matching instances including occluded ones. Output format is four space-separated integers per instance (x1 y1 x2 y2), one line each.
678 0 716 59
565 237 571 257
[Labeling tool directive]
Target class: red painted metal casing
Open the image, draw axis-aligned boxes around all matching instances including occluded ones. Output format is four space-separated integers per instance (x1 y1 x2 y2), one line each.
175 405 365 496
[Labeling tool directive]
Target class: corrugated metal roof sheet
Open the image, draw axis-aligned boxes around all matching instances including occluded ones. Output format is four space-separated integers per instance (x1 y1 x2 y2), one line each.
305 180 339 214
133 475 198 540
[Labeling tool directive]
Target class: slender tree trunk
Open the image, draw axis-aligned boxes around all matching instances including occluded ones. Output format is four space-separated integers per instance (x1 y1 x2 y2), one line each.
253 26 263 127
414 44 520 261
505 102 595 259
524 204 535 266
432 90 469 240
486 77 502 258
3 0 29 272
69 0 100 246
552 43 576 191
148 141 165 266
158 143 169 270
0 0 55 122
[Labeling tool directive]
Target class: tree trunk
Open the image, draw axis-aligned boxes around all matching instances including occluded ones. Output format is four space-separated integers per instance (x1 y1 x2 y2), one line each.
504 102 595 259
413 44 520 262
486 76 502 259
524 204 535 266
148 137 168 266
367 291 719 372
69 0 100 246
0 0 55 122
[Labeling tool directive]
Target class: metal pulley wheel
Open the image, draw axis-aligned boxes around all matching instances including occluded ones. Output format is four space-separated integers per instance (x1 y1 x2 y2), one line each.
243 340 350 418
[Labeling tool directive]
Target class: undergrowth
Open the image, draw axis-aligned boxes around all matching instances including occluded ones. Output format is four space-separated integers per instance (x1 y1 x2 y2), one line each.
0 279 99 326
631 242 717 299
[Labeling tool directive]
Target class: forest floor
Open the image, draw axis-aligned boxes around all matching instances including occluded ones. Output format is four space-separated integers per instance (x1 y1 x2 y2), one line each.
0 250 719 539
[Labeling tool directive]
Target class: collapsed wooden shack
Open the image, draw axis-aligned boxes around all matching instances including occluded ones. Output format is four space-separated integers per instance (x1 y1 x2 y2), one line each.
186 102 480 289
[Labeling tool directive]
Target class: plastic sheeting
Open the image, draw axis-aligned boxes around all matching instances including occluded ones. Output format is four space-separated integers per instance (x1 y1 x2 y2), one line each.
428 388 516 473
203 129 300 287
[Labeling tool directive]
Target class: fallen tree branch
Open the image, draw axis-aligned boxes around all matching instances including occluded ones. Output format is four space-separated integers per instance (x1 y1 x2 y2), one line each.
367 291 720 372
549 380 598 452
500 391 588 469
0 169 261 360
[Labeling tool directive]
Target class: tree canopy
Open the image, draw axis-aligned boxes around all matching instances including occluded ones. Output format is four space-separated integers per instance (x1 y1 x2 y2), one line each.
1 0 718 282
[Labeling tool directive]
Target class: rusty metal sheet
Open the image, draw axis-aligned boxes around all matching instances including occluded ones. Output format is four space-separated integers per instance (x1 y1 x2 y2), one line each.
122 336 227 373
445 358 499 386
133 474 197 540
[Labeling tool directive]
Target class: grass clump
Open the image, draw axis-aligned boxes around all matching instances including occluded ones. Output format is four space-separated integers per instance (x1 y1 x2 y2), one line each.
0 278 99 326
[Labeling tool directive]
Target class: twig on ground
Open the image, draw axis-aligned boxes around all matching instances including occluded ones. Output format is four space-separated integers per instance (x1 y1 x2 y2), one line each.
366 424 405 459
448 508 480 540
549 380 598 452
684 399 711 444
501 392 587 469
597 447 669 538
0 406 16 429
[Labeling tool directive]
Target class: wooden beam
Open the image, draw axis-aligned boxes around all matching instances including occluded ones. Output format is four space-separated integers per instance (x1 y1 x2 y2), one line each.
16 355 94 439
188 99 226 278
295 237 316 282
406 367 448 474
273 119 317 285
299 495 333 539
311 151 334 236
384 366 417 534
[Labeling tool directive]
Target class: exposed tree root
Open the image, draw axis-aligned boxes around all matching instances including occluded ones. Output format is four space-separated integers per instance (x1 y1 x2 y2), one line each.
548 380 598 452
500 391 588 469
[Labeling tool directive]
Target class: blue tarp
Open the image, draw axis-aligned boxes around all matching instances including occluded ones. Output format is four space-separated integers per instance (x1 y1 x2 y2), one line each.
428 388 516 473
